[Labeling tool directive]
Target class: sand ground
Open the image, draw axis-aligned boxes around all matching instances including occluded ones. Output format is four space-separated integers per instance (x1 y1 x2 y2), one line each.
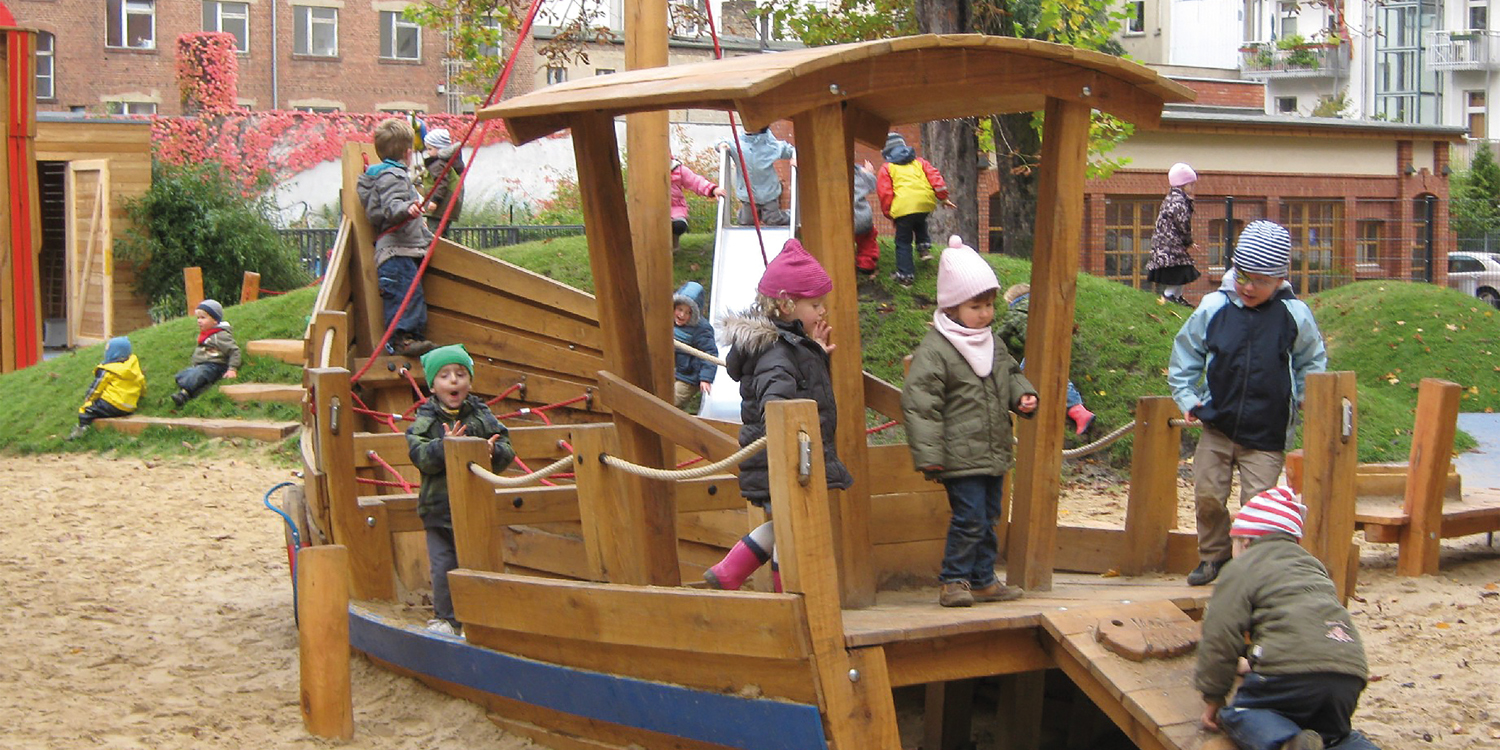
0 450 1495 749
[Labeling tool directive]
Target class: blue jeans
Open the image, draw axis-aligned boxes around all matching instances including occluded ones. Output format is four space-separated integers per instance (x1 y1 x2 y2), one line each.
174 362 227 399
892 213 931 277
378 256 428 338
1217 672 1373 750
1019 358 1083 408
426 526 458 626
940 475 1003 586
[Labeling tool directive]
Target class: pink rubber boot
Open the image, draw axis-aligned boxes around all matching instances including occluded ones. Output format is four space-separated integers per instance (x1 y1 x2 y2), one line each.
1067 403 1096 435
704 540 765 591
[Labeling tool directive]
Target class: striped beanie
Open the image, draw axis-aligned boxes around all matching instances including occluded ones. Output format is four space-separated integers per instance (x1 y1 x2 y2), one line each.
1233 220 1292 278
1231 486 1306 540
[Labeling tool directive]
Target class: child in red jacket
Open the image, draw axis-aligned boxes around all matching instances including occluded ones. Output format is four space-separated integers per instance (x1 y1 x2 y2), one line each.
877 132 953 286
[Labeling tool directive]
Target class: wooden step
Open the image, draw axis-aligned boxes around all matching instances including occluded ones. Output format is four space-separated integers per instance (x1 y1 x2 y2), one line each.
247 338 305 365
97 416 300 442
1356 495 1500 542
219 383 306 403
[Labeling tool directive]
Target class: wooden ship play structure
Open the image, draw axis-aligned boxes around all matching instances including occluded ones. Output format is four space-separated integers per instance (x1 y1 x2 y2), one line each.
285 35 1406 749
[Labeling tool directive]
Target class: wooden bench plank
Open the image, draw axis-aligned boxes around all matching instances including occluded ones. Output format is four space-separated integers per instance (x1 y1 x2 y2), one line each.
246 338 305 365
218 382 306 403
97 415 299 441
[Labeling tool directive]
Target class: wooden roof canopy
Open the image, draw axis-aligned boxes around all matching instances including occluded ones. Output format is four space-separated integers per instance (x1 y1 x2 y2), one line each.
479 34 1195 145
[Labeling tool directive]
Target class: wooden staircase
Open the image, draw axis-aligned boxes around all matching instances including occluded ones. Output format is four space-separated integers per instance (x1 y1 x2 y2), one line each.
97 416 299 441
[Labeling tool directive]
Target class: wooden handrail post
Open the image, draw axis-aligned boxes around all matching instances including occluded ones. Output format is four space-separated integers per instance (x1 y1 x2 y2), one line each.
184 266 204 316
1301 371 1359 602
239 270 261 304
573 423 643 583
446 435 504 575
298 544 353 740
310 310 349 370
1398 379 1461 576
1121 397 1183 575
765 399 899 747
308 367 395 600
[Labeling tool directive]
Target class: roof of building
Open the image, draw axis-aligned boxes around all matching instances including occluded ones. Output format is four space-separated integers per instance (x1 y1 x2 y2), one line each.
1162 104 1469 141
480 34 1196 145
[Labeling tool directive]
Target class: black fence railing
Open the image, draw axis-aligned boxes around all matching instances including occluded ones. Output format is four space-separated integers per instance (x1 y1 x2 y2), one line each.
276 225 588 275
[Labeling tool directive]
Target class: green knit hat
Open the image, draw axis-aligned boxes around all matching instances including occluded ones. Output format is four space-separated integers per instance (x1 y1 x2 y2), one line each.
420 344 473 387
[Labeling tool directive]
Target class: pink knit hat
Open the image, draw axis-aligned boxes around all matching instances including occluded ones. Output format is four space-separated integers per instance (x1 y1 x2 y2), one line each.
1231 486 1306 540
1168 162 1197 187
757 239 833 299
936 235 999 308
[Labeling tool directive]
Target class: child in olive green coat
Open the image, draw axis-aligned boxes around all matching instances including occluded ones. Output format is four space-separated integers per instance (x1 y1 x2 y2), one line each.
901 236 1037 608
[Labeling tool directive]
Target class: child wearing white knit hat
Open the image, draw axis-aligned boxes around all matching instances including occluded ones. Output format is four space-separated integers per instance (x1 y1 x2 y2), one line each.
902 236 1038 607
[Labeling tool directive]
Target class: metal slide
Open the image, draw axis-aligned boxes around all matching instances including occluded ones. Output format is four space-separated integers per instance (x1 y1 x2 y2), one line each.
697 148 798 422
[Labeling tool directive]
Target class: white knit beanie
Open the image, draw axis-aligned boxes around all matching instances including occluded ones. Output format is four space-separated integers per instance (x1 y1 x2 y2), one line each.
936 236 999 309
1168 162 1197 187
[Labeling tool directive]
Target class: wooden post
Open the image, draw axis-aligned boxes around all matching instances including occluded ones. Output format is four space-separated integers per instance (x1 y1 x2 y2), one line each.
1284 449 1304 493
446 436 503 574
239 270 261 305
571 112 678 586
1121 397 1183 575
1300 371 1359 602
572 423 637 582
1398 378 1461 576
993 671 1045 750
765 400 899 748
923 679 975 750
310 310 349 370
791 102 875 608
297 544 353 740
308 367 395 600
184 266 204 316
339 142 386 356
623 0 672 402
1007 98 1089 592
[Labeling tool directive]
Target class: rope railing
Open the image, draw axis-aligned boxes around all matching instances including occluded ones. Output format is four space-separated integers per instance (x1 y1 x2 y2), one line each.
469 454 576 487
675 338 726 367
512 456 559 487
1060 420 1137 459
366 450 414 493
866 419 899 435
485 382 525 407
598 436 768 481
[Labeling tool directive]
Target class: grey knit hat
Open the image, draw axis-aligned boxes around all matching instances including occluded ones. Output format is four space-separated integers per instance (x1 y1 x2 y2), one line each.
197 299 225 322
1233 220 1291 278
884 132 906 152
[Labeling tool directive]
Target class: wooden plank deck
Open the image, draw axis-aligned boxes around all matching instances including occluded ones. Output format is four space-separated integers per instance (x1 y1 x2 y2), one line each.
97 415 300 441
1356 488 1500 543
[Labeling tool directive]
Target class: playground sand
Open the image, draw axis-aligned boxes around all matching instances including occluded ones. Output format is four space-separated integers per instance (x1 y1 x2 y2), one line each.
0 451 1494 749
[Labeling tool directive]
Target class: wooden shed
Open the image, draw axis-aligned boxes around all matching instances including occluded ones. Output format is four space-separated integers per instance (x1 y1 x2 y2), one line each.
1 11 40 372
33 113 154 349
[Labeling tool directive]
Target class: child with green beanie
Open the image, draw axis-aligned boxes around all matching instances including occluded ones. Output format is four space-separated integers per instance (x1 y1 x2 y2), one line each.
405 344 514 635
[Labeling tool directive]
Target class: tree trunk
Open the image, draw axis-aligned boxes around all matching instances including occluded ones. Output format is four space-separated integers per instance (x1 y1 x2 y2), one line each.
915 0 979 246
990 112 1039 257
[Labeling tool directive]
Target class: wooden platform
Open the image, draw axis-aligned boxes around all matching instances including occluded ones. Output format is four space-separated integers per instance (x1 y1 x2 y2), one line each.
218 382 306 403
97 416 300 441
246 338 305 365
1356 488 1500 543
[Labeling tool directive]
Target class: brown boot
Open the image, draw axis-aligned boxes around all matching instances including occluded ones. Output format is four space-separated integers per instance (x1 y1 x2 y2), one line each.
971 581 1024 603
938 581 973 608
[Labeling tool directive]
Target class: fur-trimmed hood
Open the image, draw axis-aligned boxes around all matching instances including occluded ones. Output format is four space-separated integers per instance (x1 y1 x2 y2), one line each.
672 281 707 326
718 311 789 381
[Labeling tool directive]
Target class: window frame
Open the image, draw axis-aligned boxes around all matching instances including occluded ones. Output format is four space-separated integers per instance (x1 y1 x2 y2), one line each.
203 1 251 54
1126 1 1146 35
546 65 567 85
35 31 55 100
379 10 422 61
293 5 339 58
106 0 157 51
1101 196 1161 288
1282 200 1346 293
106 100 158 115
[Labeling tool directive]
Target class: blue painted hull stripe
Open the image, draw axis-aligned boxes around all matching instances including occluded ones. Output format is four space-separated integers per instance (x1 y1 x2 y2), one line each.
347 606 830 750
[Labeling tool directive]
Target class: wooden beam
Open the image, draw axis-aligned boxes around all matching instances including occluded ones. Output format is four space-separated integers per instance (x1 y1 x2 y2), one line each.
240 270 261 305
1300 372 1359 601
308 367 394 600
993 671 1045 750
447 435 505 574
572 423 642 582
862 371 904 424
1399 379 1461 576
572 112 679 586
765 400 900 748
297 544 353 740
924 679 975 750
1121 397 1182 575
881 628 1051 686
596 369 740 462
310 310 349 370
339 142 386 357
95 415 299 441
791 101 875 608
1007 97 1089 592
183 266 204 317
624 0 672 402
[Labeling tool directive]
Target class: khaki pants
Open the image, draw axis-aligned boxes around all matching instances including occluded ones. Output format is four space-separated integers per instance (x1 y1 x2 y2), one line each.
1193 426 1285 562
673 380 696 409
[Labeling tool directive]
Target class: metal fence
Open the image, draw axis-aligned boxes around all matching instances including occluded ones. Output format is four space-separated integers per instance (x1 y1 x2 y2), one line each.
276 224 587 275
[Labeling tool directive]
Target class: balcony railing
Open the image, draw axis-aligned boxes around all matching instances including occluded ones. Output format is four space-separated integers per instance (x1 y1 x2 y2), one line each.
1428 29 1500 71
1239 41 1349 79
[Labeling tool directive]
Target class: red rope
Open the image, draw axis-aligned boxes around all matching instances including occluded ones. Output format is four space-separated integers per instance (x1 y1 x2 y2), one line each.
366 450 414 493
257 275 324 296
702 1 769 266
497 393 590 421
400 366 427 401
350 391 400 433
512 456 558 487
355 477 411 488
866 420 899 435
485 382 525 406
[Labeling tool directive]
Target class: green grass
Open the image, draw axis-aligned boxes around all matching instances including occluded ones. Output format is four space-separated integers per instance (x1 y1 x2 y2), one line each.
0 288 315 455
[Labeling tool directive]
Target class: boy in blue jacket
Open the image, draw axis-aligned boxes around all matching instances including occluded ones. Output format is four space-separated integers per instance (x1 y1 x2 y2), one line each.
1168 220 1327 586
720 126 795 226
672 281 719 409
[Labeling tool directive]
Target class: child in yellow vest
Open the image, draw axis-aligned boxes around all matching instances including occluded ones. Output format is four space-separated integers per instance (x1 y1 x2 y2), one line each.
876 132 953 286
70 336 145 440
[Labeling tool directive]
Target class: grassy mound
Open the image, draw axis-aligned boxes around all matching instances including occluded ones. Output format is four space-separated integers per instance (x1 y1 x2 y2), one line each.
0 289 314 454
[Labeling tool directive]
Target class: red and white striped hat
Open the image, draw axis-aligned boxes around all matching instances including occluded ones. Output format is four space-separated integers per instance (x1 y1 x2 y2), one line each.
1231 486 1306 540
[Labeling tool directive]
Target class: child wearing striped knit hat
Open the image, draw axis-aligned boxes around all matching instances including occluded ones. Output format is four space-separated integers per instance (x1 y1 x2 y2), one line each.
1168 219 1328 588
1195 487 1378 750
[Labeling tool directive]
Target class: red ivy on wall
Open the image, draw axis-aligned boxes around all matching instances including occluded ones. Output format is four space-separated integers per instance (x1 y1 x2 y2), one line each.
150 112 513 194
176 33 239 114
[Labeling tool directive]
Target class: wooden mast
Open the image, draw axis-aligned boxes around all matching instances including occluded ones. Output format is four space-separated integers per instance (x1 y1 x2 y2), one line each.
624 0 673 401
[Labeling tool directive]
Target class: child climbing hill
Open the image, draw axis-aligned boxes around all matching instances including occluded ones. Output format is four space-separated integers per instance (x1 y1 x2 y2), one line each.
876 132 952 286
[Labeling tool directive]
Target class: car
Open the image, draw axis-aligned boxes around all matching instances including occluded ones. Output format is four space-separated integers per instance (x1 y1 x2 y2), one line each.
1447 251 1500 308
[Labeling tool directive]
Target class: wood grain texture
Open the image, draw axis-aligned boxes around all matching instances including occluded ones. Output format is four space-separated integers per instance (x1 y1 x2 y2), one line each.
1122 398 1184 575
1399 378 1461 576
1299 372 1359 600
297 545 353 740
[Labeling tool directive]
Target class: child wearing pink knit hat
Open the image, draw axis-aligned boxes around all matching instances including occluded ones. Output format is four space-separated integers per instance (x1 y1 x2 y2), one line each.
901 236 1037 607
704 239 852 593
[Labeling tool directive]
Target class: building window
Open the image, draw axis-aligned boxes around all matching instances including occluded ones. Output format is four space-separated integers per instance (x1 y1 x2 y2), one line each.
546 66 567 85
1471 2 1488 30
1283 201 1345 293
1467 90 1487 138
1277 0 1299 37
107 0 156 50
595 68 615 76
1102 197 1159 288
1276 96 1297 114
203 1 250 53
380 11 421 61
1356 220 1382 267
477 13 502 57
1126 1 1145 34
294 6 338 57
35 32 54 100
106 100 157 115
294 105 341 113
1207 218 1245 269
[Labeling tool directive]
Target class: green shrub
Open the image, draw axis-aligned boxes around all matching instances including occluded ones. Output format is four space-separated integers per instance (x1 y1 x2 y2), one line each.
116 160 311 320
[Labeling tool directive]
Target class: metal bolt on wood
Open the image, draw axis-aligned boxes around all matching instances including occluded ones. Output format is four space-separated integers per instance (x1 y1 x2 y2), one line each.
848 669 860 682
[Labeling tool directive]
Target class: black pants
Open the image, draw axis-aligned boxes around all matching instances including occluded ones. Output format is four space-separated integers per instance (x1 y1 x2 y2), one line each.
1217 672 1374 750
174 362 228 400
79 401 129 427
892 212 931 277
425 526 459 626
